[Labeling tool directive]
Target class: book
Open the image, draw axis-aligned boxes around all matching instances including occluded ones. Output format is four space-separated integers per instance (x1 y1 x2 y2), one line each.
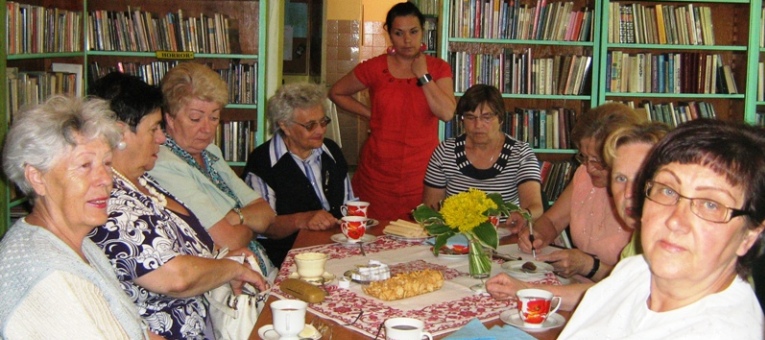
50 63 84 97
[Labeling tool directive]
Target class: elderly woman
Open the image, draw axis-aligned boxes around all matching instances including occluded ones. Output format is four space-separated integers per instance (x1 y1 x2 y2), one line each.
517 102 644 281
0 96 149 339
486 122 669 310
423 84 544 228
242 83 355 267
87 72 268 339
149 62 276 277
559 119 765 338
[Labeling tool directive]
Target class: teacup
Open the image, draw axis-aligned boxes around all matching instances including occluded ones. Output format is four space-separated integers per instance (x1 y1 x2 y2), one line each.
516 288 562 328
271 299 307 340
384 317 433 340
340 216 368 243
341 201 370 217
294 252 328 280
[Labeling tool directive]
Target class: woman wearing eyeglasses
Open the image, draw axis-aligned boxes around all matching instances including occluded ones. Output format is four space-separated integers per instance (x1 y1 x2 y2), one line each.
517 102 644 282
423 84 544 228
241 83 355 267
558 119 765 338
149 62 277 280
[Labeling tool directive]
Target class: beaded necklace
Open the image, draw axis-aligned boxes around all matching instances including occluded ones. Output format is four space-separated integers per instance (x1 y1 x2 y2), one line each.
112 169 168 208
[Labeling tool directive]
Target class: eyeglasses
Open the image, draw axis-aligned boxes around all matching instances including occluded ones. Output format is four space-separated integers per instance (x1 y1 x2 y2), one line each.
575 152 607 170
461 113 498 124
290 116 331 131
644 181 751 223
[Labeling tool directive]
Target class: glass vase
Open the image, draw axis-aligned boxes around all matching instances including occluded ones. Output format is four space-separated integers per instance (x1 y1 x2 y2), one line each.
467 237 492 279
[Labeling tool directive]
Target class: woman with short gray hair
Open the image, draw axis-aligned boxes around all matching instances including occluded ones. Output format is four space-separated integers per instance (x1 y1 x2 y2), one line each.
0 95 150 339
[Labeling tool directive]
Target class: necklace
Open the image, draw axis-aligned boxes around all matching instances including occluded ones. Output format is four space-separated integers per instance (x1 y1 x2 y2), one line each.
112 169 167 208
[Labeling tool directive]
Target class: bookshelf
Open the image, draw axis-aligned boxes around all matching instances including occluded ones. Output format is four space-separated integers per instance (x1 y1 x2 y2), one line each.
1 0 269 237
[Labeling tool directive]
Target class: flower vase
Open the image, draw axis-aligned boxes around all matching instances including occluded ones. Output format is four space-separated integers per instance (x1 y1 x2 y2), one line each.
467 237 492 278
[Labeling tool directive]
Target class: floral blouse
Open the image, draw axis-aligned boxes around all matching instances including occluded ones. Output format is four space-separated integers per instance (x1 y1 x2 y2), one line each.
89 174 216 340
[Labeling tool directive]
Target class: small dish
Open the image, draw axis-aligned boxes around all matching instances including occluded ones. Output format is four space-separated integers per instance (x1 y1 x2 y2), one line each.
330 233 377 245
258 324 321 340
382 231 431 242
431 243 469 260
288 271 336 285
499 309 565 332
501 260 554 281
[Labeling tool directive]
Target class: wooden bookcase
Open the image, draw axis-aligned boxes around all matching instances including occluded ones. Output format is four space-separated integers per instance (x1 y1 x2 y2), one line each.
0 0 269 237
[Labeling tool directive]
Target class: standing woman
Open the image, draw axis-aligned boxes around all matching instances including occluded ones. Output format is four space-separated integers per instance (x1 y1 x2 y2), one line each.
329 2 456 220
0 96 149 339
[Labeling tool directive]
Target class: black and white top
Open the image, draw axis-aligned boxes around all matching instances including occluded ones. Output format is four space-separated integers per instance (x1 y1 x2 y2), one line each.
424 134 541 204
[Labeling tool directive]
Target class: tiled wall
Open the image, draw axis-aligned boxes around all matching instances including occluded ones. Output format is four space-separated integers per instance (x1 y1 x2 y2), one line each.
326 19 389 165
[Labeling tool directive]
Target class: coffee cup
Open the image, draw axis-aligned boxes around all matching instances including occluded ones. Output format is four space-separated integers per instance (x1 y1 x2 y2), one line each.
516 288 562 328
340 216 367 243
384 317 433 340
341 201 370 217
294 252 328 280
271 299 307 340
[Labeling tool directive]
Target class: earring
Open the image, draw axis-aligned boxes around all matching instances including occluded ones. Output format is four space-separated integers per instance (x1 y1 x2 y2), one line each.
117 141 127 150
386 46 396 56
420 42 427 52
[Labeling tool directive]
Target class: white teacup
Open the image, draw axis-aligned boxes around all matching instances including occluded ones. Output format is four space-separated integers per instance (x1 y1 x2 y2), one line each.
271 299 307 340
340 216 368 243
516 288 562 328
341 201 370 217
294 252 328 280
384 317 433 340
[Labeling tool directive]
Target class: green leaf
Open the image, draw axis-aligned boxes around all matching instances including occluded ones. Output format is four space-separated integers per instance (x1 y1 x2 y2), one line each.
412 204 443 222
471 222 498 249
425 223 453 235
432 232 457 256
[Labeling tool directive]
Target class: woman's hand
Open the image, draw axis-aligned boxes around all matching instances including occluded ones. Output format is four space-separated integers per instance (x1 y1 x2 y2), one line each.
230 263 269 295
303 210 338 231
411 53 428 77
503 211 529 234
486 273 529 301
536 249 592 278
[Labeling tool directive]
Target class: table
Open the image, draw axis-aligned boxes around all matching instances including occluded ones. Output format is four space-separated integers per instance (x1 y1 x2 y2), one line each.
250 222 570 339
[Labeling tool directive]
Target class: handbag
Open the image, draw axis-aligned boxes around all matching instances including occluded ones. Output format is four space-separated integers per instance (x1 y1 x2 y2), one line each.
205 250 268 340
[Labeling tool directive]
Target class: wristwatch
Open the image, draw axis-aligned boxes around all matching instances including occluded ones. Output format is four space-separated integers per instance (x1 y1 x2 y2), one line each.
233 207 245 225
417 73 433 86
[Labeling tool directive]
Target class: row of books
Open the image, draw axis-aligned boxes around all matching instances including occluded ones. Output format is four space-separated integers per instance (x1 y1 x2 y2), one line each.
410 0 440 16
88 8 236 54
449 0 593 42
540 160 576 202
6 2 82 54
450 48 592 96
605 52 738 94
6 64 83 121
214 120 256 162
608 3 716 45
89 61 258 104
445 107 578 150
621 100 718 128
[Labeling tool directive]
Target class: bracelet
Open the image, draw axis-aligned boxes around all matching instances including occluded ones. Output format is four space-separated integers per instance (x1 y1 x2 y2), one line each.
416 73 433 86
233 207 245 225
584 254 600 279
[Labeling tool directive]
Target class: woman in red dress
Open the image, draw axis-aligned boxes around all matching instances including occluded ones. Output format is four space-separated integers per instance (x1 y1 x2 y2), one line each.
329 2 456 221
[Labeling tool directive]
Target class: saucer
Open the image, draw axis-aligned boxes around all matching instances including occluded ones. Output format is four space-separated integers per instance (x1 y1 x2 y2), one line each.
288 271 336 285
501 260 554 281
367 219 379 228
331 233 377 245
258 324 321 340
499 309 565 332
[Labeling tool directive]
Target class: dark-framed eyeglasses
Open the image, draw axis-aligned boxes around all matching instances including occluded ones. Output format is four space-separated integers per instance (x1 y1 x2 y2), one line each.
644 181 751 223
461 113 498 124
290 116 331 131
575 152 607 170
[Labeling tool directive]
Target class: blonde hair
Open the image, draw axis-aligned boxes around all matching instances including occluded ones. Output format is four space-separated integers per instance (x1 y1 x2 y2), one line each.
570 102 646 161
161 62 228 118
603 122 671 167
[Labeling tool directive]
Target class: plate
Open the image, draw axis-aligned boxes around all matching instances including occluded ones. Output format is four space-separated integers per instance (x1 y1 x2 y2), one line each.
431 243 469 260
258 324 321 340
501 260 554 281
367 219 379 228
330 233 377 245
499 309 565 332
382 231 431 242
288 271 336 285
497 227 512 238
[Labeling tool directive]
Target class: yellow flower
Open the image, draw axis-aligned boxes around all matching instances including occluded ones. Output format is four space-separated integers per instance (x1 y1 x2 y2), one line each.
440 188 497 233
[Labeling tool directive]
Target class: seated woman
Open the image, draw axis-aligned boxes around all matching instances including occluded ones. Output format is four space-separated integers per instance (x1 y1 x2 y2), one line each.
88 72 268 339
423 84 544 228
149 62 277 277
517 103 644 281
0 95 149 339
486 122 669 310
559 119 765 338
242 83 355 267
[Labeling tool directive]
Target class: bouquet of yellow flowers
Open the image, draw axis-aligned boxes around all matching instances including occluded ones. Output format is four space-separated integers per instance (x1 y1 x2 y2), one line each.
413 188 530 276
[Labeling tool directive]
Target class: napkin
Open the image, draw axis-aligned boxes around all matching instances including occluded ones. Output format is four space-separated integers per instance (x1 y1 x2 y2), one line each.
444 318 536 340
